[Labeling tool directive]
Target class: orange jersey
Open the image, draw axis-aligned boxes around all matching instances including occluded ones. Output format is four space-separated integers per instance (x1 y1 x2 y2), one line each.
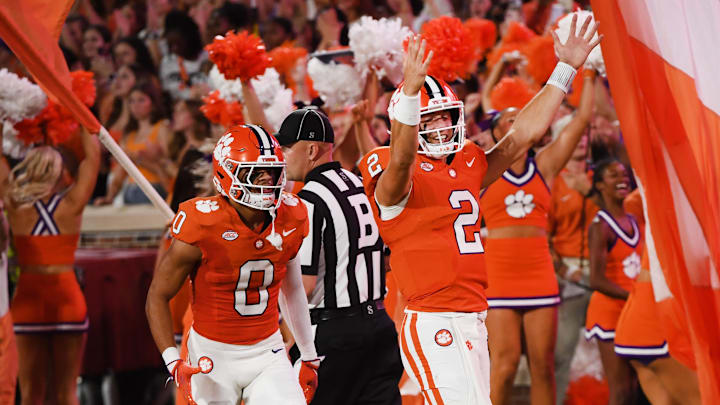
479 157 551 229
594 210 642 291
548 171 599 258
358 142 489 313
171 194 309 345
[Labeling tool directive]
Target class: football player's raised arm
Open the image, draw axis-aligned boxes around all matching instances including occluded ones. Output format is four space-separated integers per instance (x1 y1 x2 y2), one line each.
279 257 318 361
482 15 602 188
375 36 433 206
146 239 201 358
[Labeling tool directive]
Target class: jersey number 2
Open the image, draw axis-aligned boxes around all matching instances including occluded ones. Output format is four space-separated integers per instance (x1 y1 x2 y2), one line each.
235 260 274 316
449 190 484 254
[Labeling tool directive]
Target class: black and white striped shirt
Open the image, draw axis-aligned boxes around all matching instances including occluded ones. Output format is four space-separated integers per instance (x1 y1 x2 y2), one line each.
297 162 385 309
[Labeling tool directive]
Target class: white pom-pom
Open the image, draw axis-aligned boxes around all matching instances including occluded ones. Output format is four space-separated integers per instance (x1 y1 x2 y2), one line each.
555 11 605 77
2 121 31 160
208 65 244 101
0 69 47 123
307 59 365 111
349 17 412 85
248 68 294 131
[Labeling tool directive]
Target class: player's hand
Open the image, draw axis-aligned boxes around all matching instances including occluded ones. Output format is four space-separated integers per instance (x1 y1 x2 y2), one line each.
171 357 213 405
299 359 320 404
402 35 433 96
551 14 603 70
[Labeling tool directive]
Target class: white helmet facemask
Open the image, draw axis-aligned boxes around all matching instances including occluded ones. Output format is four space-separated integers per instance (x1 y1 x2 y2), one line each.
417 100 466 160
220 156 287 211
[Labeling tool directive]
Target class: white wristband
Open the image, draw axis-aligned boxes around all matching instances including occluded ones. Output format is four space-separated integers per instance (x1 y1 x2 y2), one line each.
162 346 181 374
389 90 421 126
546 62 577 94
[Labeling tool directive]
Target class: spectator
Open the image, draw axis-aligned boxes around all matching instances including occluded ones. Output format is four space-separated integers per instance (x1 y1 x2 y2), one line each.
262 17 295 50
95 81 172 205
159 10 210 100
82 24 115 91
111 36 156 73
205 2 253 43
167 99 212 212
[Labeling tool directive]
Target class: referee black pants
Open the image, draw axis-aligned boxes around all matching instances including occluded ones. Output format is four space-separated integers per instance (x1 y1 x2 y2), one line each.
292 309 403 405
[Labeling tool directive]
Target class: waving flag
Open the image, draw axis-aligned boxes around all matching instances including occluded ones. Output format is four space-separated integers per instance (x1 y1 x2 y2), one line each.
0 0 174 219
591 1 720 402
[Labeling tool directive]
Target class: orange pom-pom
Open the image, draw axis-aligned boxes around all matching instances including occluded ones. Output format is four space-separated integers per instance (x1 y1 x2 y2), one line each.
523 35 557 85
465 18 497 57
14 100 79 146
420 16 474 82
490 77 537 110
14 113 45 145
269 45 307 77
70 70 97 107
564 376 609 405
44 105 78 145
206 31 269 81
504 21 537 44
200 91 245 128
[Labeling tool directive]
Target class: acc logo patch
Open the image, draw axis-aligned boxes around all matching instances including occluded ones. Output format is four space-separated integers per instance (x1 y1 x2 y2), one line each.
420 162 434 172
448 168 457 178
222 230 238 241
254 239 265 249
435 329 453 346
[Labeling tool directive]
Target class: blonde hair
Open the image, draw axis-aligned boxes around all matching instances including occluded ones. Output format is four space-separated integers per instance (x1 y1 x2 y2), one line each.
7 146 63 206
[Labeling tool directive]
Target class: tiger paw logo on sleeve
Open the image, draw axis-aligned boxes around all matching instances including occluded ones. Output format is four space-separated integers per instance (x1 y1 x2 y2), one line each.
195 200 219 213
504 190 535 218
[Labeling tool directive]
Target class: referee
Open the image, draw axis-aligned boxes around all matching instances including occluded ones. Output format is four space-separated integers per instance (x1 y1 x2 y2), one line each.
276 108 403 405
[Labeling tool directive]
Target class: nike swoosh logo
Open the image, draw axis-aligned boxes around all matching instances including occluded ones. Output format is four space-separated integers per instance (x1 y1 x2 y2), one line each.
560 194 572 202
282 228 296 237
466 157 476 168
271 348 283 354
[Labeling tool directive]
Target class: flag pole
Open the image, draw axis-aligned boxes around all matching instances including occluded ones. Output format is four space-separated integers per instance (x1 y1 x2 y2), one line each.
97 126 175 220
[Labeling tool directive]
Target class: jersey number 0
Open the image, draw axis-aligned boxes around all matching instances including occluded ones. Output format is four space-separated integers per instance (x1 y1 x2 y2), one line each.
235 260 275 316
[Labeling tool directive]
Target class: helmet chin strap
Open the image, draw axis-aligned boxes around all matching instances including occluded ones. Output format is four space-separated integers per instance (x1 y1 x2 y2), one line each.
265 208 282 251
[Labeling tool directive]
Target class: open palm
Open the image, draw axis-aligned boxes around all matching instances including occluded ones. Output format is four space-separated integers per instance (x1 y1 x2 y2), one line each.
551 14 603 69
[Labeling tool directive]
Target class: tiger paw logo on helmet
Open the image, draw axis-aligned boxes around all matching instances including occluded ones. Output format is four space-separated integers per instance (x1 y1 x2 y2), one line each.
195 200 219 213
504 190 535 218
213 133 235 162
622 252 641 279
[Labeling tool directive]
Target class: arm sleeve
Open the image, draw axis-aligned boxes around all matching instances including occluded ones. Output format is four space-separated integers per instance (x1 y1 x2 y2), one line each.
297 190 326 276
279 257 318 361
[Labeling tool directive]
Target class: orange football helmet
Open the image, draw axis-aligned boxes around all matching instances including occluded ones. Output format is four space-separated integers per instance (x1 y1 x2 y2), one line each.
388 75 466 159
212 125 286 210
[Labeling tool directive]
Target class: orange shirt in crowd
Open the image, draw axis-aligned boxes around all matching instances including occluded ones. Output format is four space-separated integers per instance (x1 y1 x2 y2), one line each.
548 170 599 258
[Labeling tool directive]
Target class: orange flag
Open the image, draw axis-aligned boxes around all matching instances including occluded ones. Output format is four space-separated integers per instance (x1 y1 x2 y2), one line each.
0 0 100 133
591 1 720 403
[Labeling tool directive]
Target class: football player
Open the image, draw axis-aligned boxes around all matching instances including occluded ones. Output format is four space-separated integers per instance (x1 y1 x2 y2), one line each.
357 16 601 405
146 125 320 405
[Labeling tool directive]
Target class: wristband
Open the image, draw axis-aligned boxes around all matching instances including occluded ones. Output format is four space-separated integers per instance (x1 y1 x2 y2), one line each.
389 90 420 126
546 62 577 94
162 346 181 374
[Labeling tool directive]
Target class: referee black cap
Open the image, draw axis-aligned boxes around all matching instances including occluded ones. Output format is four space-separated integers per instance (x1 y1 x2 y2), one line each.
276 107 334 146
